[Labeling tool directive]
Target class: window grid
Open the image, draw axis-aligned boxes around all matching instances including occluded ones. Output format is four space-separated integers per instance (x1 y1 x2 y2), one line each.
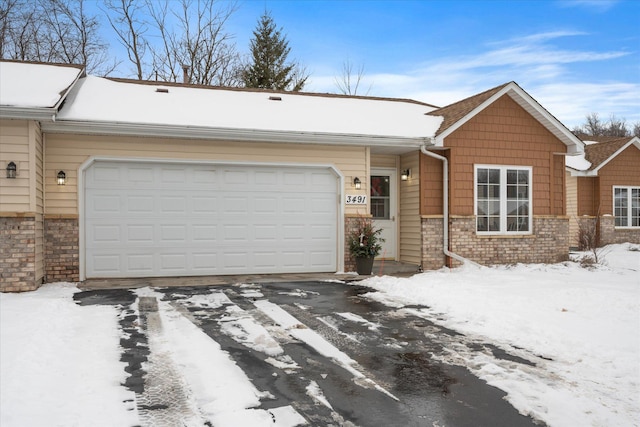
614 186 640 228
476 166 531 235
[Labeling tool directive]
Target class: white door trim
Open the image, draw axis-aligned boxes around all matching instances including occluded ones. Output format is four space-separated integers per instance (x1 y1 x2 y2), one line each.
78 156 344 280
371 167 398 260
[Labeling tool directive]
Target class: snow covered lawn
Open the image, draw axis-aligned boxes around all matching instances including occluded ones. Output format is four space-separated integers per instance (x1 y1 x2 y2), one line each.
359 243 640 426
0 283 138 426
0 243 638 426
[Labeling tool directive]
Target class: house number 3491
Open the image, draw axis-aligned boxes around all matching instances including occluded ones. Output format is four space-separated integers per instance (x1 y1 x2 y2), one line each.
346 195 367 204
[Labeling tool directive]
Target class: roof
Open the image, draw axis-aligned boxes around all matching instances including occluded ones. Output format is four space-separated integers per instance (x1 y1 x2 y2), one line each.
426 81 583 154
50 75 443 148
0 61 84 118
428 83 510 136
567 135 640 175
0 61 584 156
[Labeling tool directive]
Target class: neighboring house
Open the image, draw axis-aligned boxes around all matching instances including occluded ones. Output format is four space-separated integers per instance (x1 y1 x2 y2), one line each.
1 60 584 292
566 136 640 248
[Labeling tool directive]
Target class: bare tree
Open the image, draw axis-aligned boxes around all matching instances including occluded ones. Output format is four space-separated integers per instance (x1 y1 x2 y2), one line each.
103 0 148 79
606 114 629 137
573 112 634 138
1 0 116 75
145 0 241 85
334 59 372 96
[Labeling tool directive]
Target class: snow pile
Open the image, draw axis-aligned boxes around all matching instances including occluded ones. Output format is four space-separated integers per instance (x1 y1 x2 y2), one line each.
358 243 640 427
0 283 137 426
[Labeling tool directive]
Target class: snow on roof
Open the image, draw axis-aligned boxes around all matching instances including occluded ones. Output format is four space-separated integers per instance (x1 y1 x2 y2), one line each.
56 76 443 139
0 61 83 108
565 153 592 171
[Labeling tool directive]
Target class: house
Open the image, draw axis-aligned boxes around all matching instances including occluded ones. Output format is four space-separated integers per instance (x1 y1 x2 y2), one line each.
1 60 584 292
566 136 640 248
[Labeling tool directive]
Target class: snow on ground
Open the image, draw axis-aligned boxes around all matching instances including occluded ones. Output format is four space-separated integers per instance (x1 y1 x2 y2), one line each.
1 243 637 427
141 290 305 427
358 243 640 427
0 283 138 427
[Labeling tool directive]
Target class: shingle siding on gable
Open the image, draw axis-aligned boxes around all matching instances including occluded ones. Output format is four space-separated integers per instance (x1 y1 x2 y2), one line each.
430 95 567 216
598 145 640 216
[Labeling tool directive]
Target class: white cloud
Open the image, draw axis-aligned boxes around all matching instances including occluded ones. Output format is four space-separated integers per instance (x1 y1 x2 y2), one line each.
306 30 638 128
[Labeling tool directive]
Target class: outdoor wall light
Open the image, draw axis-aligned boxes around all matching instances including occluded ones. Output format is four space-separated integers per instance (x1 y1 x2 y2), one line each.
57 170 66 186
401 169 411 181
6 161 17 179
353 177 361 190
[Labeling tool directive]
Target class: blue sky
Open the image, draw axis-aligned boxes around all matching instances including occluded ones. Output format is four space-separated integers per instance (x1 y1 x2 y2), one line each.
104 0 640 129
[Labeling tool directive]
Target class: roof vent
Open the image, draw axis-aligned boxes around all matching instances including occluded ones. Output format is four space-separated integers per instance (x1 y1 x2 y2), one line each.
268 96 282 101
156 88 169 93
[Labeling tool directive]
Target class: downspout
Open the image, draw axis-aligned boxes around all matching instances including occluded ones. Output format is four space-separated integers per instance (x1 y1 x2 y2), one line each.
421 143 481 267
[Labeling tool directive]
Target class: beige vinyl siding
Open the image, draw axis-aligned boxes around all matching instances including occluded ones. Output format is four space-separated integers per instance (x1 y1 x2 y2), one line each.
566 171 579 249
371 154 397 169
0 119 32 212
399 151 421 265
45 133 367 215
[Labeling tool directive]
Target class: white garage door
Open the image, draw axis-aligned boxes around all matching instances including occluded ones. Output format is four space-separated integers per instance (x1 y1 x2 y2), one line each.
84 161 338 278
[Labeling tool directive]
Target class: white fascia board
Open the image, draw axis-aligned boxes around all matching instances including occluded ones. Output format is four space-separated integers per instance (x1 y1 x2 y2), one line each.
42 120 431 148
566 138 640 177
566 166 597 177
507 86 584 155
0 106 57 121
589 138 640 175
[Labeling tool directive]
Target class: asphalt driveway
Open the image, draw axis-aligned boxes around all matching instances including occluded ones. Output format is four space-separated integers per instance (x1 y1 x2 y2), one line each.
75 280 543 427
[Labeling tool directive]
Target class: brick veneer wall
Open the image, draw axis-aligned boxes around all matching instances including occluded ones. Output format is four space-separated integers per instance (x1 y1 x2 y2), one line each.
344 215 360 273
421 216 569 269
449 216 569 266
0 216 39 292
599 215 640 245
45 217 79 282
421 217 446 270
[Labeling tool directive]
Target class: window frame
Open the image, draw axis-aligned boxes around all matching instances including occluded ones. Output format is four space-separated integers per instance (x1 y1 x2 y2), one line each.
613 186 640 228
474 165 533 236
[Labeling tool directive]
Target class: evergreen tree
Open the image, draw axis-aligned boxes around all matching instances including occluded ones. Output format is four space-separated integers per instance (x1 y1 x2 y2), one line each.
241 11 308 91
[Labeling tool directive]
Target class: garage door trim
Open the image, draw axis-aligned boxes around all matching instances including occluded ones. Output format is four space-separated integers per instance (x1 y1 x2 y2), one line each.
78 156 345 280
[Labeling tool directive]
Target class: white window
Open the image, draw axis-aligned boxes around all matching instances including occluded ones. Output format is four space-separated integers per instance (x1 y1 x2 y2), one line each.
475 165 532 234
614 186 640 228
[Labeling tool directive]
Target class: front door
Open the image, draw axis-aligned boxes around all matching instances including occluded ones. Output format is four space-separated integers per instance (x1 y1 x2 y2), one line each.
370 169 397 260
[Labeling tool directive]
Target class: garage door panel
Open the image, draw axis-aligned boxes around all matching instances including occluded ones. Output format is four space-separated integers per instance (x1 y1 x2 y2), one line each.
89 254 121 274
127 166 155 183
311 172 336 187
159 253 187 271
310 250 334 267
223 196 249 213
192 253 218 270
255 170 278 185
223 169 249 185
128 254 154 273
85 161 337 278
192 225 217 242
127 225 154 243
192 196 218 213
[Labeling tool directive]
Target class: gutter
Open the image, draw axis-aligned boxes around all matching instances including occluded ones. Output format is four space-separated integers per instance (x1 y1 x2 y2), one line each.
0 106 57 121
42 120 432 148
420 142 481 268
